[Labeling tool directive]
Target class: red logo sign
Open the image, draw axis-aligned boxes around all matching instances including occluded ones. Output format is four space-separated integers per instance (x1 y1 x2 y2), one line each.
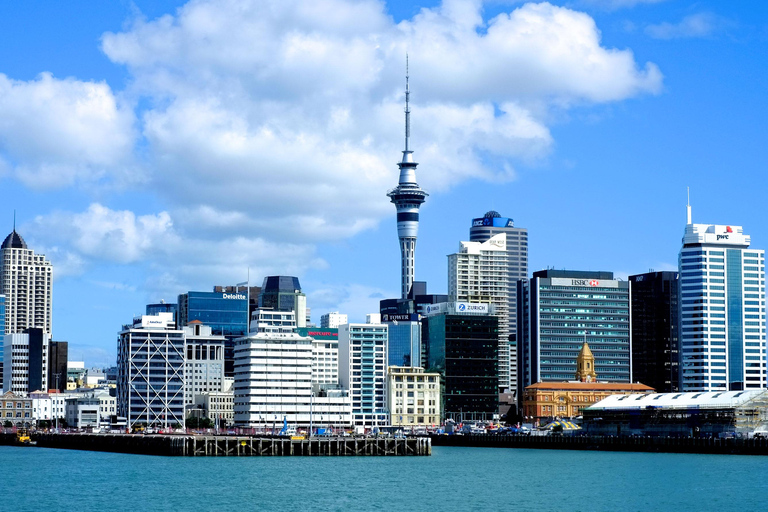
589 280 599 287
726 226 733 233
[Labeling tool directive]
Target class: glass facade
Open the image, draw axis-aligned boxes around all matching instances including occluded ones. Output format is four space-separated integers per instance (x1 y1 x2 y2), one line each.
528 270 631 384
423 313 499 421
178 291 248 377
387 321 421 368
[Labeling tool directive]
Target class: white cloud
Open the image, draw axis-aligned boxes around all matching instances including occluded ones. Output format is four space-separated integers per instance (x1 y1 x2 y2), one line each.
307 282 393 323
577 0 668 10
645 13 721 40
0 73 136 188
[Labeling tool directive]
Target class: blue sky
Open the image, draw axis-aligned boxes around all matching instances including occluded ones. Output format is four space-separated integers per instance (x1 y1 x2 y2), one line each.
1 0 766 366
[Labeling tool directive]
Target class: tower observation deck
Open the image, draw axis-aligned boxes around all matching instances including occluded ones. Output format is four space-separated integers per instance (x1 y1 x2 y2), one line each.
387 58 428 299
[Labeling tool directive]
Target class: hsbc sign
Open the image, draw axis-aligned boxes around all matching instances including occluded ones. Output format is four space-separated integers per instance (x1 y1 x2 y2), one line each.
550 277 620 289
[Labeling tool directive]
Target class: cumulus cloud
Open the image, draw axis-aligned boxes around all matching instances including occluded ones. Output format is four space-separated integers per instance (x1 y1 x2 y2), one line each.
577 0 668 10
0 73 136 188
307 282 393 323
645 13 722 40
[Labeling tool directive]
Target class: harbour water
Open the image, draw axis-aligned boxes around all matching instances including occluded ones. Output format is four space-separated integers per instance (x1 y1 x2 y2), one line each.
3 445 767 511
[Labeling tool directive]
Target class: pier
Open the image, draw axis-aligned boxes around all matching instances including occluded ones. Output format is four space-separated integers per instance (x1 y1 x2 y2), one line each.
1 433 431 457
431 433 768 455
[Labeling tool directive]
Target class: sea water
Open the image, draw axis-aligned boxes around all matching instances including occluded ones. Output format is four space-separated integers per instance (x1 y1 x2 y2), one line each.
2 445 767 511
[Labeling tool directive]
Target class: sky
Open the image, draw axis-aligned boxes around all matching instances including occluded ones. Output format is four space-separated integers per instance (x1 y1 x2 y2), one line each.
1 0 766 366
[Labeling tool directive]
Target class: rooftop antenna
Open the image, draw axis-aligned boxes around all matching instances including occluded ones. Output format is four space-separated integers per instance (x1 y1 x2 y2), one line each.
686 187 692 225
13 210 16 232
404 53 410 153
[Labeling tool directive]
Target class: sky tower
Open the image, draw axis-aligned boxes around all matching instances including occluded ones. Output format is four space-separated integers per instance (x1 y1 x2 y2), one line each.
387 58 428 299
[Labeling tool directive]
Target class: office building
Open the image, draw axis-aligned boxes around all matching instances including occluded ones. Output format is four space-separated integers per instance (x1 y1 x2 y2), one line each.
629 271 681 392
64 388 116 429
387 366 441 428
47 341 68 392
448 233 511 393
178 289 249 377
520 270 631 388
1 227 53 335
146 301 177 323
0 294 4 379
195 391 234 427
338 320 389 428
297 327 340 386
387 65 428 299
234 309 351 429
679 204 766 391
422 302 499 422
1 391 32 426
2 328 49 394
320 312 347 329
117 312 186 429
467 211 529 399
183 321 226 407
258 276 307 328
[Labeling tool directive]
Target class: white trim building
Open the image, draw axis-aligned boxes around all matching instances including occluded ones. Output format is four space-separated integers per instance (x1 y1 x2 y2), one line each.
339 321 388 428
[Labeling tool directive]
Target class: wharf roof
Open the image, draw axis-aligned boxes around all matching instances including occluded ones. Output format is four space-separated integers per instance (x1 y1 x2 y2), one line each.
587 390 766 411
527 382 654 392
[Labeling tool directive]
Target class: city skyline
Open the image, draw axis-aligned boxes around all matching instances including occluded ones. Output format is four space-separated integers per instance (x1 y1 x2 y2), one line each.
0 0 766 366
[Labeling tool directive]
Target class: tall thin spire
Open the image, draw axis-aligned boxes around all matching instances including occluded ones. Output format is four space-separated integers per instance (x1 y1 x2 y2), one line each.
404 54 410 154
13 210 16 232
686 187 692 225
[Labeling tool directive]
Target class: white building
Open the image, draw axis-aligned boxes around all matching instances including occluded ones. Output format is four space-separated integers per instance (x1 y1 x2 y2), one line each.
679 204 766 391
117 312 186 429
195 391 234 427
0 229 53 335
320 312 347 329
234 309 351 429
387 366 441 428
339 320 388 428
448 233 511 393
2 330 49 394
183 321 226 407
312 337 339 386
30 390 52 422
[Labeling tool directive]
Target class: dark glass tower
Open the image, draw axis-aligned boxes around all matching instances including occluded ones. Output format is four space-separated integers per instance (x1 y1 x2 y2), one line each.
629 271 680 392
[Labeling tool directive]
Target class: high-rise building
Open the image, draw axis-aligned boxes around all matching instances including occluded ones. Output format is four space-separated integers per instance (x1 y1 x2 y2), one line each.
0 294 5 379
422 302 499 422
2 328 49 394
258 276 307 328
297 327 340 386
1 228 53 335
387 366 441 428
467 211 529 397
320 312 347 329
387 62 428 299
448 233 510 393
234 310 351 428
183 321 226 408
520 270 631 388
177 289 248 377
338 320 389 428
629 271 680 393
678 204 766 391
117 312 186 429
146 301 178 323
47 340 68 392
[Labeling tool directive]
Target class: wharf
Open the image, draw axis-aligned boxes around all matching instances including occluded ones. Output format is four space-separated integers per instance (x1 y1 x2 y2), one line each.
1 433 431 457
431 433 768 455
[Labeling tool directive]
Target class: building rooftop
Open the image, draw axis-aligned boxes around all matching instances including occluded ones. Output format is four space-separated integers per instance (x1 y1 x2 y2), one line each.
527 382 654 392
1 229 27 250
588 390 766 410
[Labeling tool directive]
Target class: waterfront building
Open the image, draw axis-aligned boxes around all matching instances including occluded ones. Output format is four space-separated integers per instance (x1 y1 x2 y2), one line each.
117 312 186 429
679 204 766 391
321 312 347 329
0 294 4 379
30 390 52 422
387 366 440 428
234 309 351 429
0 390 32 426
467 211 529 401
258 276 307 328
448 233 511 394
629 271 681 392
178 288 248 377
183 321 226 408
387 63 428 300
50 390 67 424
297 327 340 386
195 390 234 427
64 388 116 429
585 389 768 437
0 227 53 335
2 328 49 394
47 341 68 392
519 270 631 389
338 320 389 428
422 302 499 422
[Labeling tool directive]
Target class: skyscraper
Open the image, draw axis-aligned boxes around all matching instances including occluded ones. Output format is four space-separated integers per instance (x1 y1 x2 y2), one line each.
0 294 4 380
1 227 53 335
387 60 428 299
258 276 307 328
629 271 680 393
467 211 529 396
448 233 510 393
678 203 766 391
